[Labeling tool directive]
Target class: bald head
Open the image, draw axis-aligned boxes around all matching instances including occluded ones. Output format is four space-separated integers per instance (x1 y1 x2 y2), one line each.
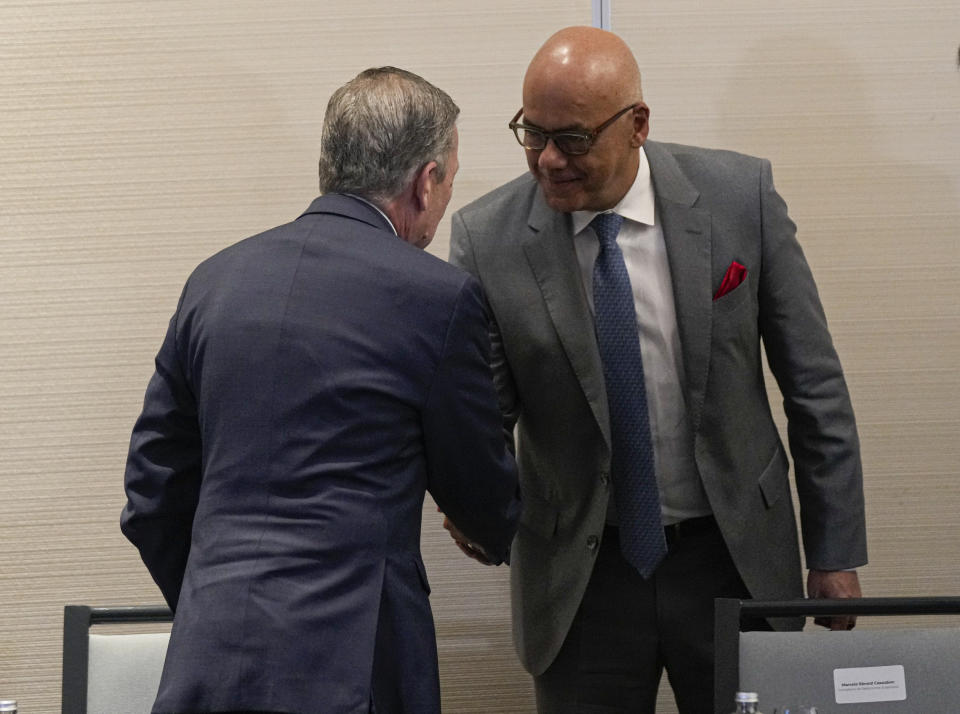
524 27 642 114
519 27 649 213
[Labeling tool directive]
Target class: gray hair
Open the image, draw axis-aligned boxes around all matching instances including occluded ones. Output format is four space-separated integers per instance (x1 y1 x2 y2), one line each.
318 67 459 204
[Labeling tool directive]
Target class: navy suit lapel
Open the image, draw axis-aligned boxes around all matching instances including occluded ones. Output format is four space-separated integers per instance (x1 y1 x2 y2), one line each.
645 141 713 434
521 191 611 447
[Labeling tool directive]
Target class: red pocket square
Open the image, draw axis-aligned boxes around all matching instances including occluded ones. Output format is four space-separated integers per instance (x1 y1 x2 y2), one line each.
713 261 747 300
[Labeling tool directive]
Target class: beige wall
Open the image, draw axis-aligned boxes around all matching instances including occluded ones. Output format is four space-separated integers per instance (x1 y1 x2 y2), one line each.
1 1 958 712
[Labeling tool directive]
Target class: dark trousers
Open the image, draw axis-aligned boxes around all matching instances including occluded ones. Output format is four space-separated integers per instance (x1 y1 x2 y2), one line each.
534 517 757 714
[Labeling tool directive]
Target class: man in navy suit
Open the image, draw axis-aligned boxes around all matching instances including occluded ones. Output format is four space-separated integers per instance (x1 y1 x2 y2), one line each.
121 66 521 714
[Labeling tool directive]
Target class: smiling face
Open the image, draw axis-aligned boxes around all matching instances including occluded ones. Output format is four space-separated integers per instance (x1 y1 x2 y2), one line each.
521 27 649 214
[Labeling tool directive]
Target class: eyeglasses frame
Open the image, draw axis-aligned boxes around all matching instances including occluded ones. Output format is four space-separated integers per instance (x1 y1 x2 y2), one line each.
508 104 640 156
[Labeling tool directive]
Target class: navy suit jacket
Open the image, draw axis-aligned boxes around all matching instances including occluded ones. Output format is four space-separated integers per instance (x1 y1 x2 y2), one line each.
121 194 521 713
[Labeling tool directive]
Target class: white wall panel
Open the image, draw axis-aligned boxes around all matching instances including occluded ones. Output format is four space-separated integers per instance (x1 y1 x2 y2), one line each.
2 1 958 712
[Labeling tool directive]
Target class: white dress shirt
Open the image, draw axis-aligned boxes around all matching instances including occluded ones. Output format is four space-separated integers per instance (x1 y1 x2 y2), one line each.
572 147 711 524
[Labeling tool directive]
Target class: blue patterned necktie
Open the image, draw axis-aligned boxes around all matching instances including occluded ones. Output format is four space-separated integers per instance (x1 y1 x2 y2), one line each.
590 211 666 578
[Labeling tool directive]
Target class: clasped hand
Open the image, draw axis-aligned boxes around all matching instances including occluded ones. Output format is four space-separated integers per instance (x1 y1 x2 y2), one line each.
441 512 496 566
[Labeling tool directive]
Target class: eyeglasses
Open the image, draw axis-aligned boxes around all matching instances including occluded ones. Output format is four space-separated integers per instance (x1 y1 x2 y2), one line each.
508 104 638 156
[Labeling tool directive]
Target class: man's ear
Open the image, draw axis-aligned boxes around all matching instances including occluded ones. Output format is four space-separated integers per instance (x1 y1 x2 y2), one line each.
413 160 439 212
631 103 650 147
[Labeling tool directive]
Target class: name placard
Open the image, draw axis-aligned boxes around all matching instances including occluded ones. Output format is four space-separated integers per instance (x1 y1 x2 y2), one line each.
834 665 907 703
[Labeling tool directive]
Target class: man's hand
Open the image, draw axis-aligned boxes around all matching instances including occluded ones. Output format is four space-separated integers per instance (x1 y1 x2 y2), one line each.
807 569 862 630
442 515 495 566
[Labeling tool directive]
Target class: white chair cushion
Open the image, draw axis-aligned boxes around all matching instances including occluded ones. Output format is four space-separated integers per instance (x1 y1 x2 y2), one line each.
86 632 169 714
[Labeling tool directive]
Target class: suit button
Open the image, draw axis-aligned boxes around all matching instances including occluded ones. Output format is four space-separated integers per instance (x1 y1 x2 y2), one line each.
586 535 599 551
600 471 609 486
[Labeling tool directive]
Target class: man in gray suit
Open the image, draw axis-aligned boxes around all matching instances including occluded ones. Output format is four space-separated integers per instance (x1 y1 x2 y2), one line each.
448 27 866 714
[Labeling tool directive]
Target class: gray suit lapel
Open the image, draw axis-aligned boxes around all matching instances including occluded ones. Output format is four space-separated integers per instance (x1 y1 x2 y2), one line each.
645 141 713 433
521 194 611 446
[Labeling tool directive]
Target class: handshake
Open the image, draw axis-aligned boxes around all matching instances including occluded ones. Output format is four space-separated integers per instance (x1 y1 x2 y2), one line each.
440 511 497 566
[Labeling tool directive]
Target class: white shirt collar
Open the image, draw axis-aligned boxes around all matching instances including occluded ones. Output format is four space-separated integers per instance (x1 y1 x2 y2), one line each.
571 145 656 235
345 194 398 236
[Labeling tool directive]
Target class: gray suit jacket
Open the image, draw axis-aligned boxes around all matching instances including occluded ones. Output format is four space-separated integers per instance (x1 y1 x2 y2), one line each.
449 140 867 676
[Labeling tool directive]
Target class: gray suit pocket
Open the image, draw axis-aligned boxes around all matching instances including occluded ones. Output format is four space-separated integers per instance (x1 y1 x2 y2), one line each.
712 279 751 315
519 491 559 540
757 443 789 508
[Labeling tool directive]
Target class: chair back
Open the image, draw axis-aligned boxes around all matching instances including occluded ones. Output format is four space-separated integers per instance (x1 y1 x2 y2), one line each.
714 597 960 714
62 605 173 714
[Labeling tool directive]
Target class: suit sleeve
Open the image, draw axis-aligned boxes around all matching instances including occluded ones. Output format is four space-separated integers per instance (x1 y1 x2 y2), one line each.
422 275 521 565
450 211 521 451
120 299 202 610
756 159 868 570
